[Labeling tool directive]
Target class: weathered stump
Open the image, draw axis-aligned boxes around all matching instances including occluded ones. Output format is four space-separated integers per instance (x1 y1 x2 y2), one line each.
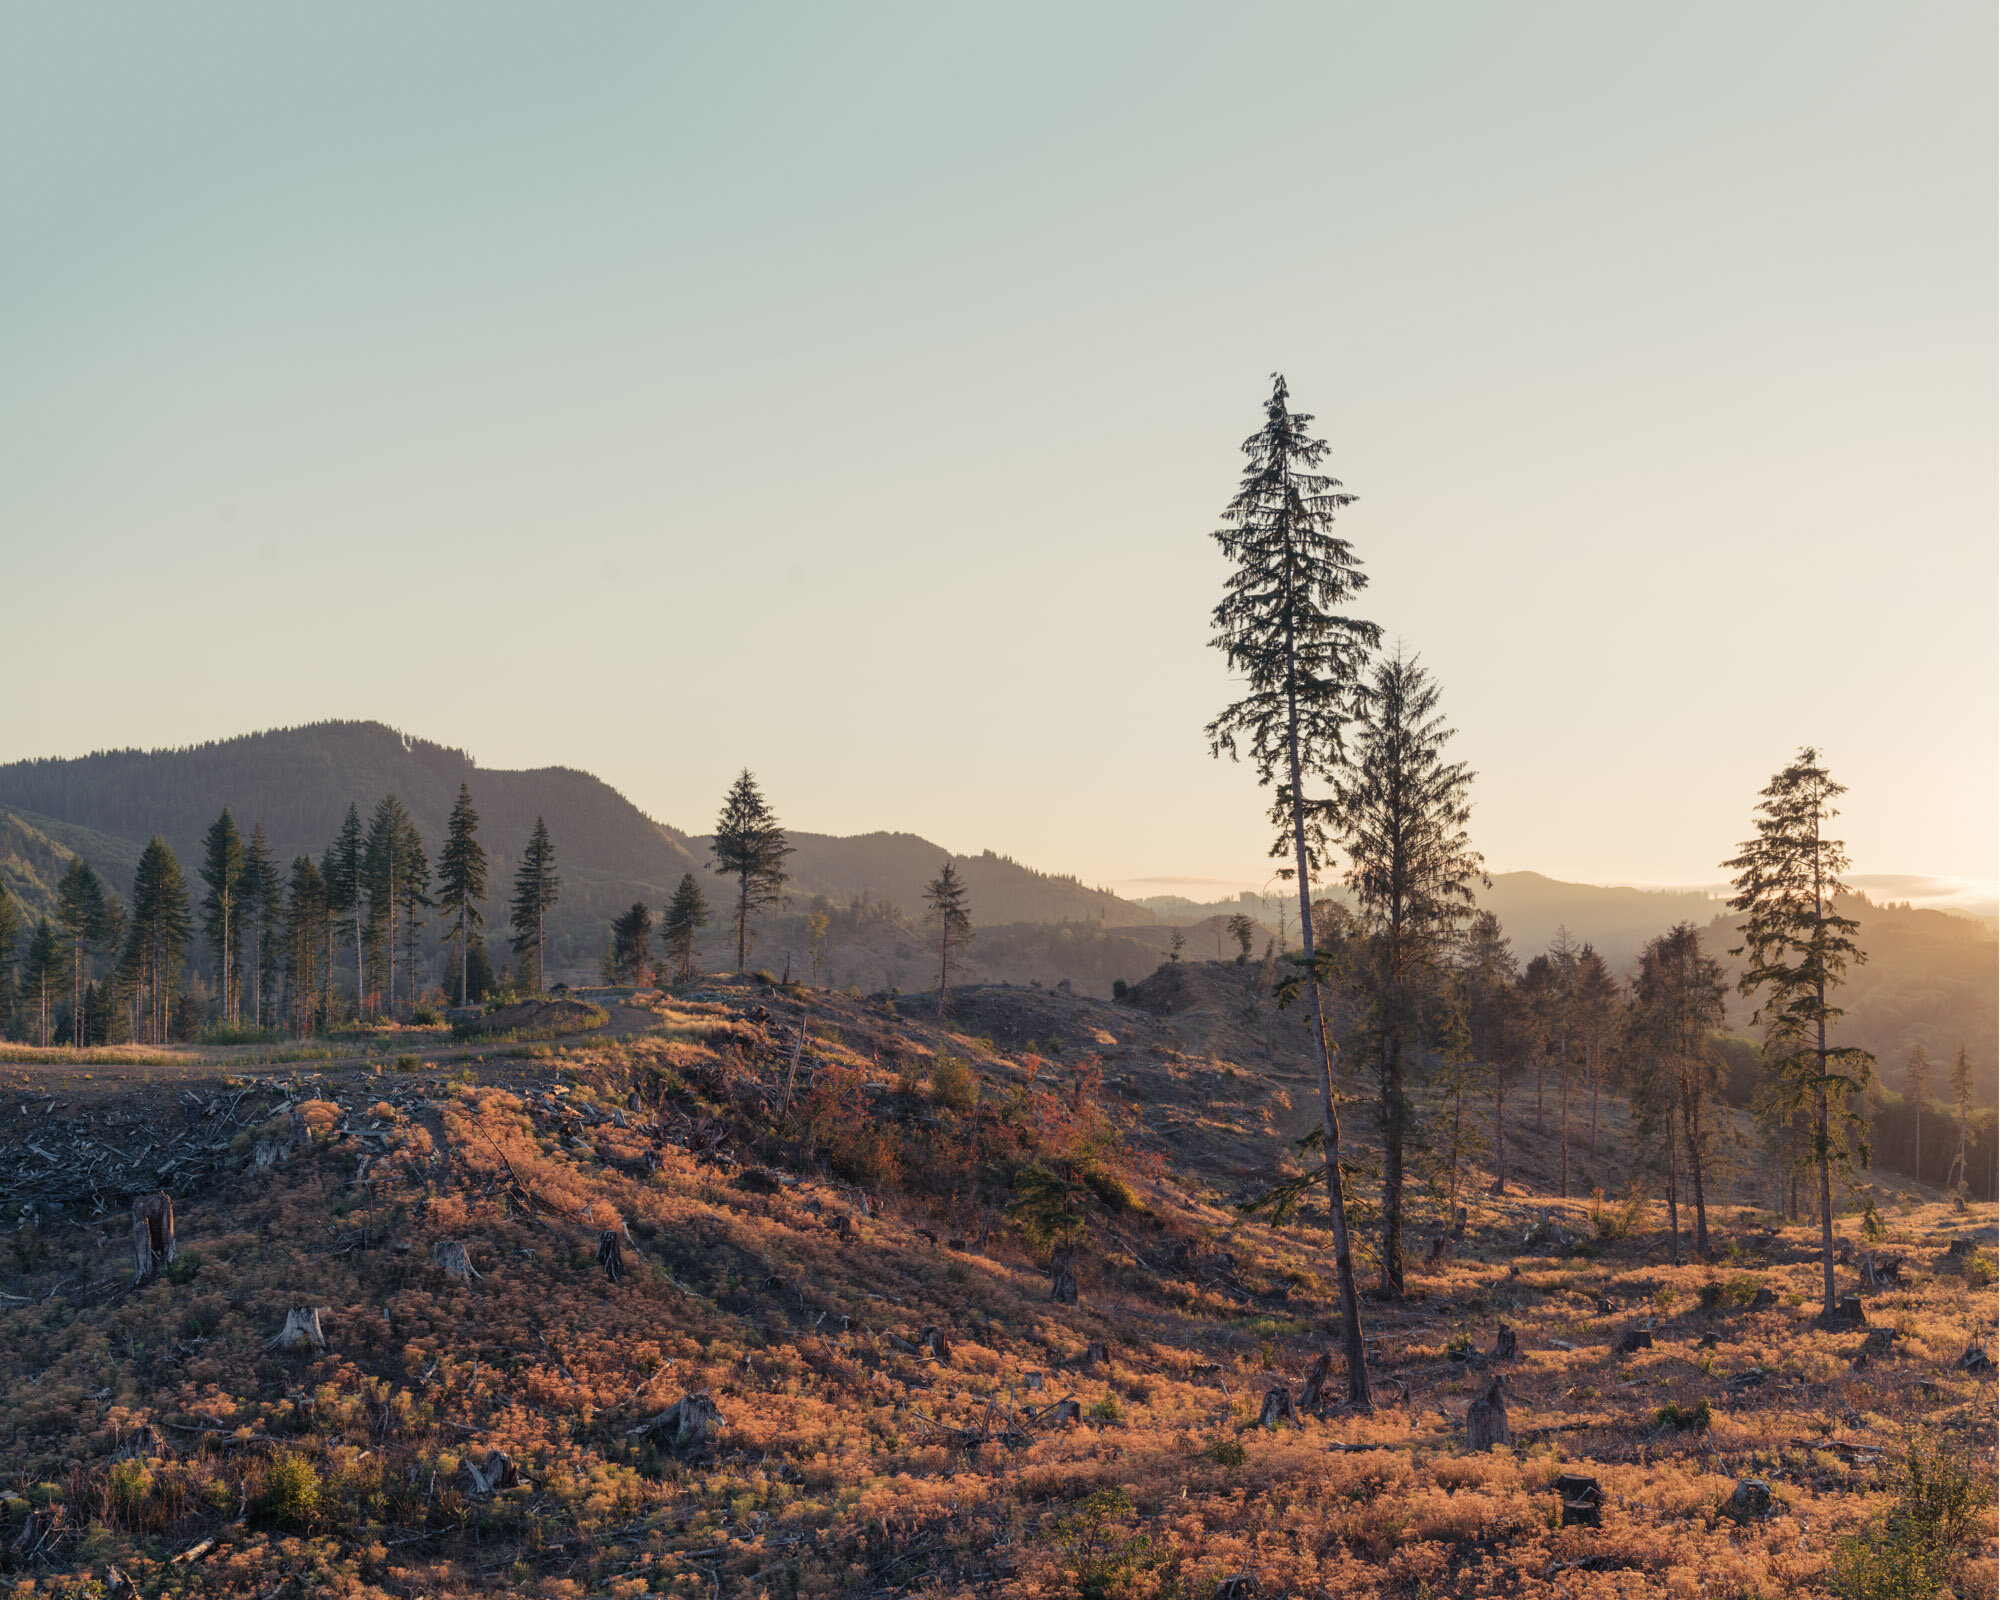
1723 1478 1771 1524
462 1448 517 1494
1616 1328 1653 1355
1298 1349 1333 1413
597 1229 627 1281
1083 1340 1109 1370
1023 1370 1044 1392
628 1391 723 1452
131 1191 175 1285
1958 1342 1994 1373
431 1241 480 1283
1555 1472 1603 1528
1041 1396 1083 1427
1494 1325 1518 1360
1050 1246 1078 1305
265 1307 327 1353
1256 1387 1297 1429
1464 1376 1509 1451
918 1325 952 1363
1819 1296 1866 1329
1750 1287 1777 1309
252 1140 287 1173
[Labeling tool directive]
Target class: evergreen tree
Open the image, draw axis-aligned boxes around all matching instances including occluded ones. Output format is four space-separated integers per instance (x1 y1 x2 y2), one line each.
1572 944 1622 1161
1723 747 1873 1318
241 824 280 1029
198 807 246 1024
1226 912 1256 963
1329 650 1484 1299
662 873 710 984
435 783 489 1006
508 817 561 994
1459 911 1519 1194
363 794 422 1014
0 880 17 1039
55 856 109 1048
325 804 367 1018
1904 1044 1932 1185
806 898 831 985
610 902 654 985
280 855 327 1034
96 895 129 1043
711 770 790 972
464 937 494 1002
922 860 974 1019
22 917 59 1046
1947 1044 1973 1197
125 836 192 1043
1206 373 1381 1404
395 813 431 1011
1629 924 1726 1258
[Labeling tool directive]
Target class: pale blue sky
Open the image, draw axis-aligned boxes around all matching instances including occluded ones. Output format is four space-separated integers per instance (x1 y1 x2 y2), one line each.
3 4 1993 896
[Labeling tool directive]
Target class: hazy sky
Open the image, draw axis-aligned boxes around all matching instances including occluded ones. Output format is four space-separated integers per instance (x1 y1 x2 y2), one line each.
4 5 1993 899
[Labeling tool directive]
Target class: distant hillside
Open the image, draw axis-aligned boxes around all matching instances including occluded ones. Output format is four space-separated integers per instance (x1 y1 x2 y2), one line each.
1479 872 1723 968
693 830 1156 928
0 722 701 976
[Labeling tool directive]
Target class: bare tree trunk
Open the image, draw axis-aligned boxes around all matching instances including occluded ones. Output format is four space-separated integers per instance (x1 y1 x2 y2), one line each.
1559 1042 1570 1198
1491 1064 1507 1194
1380 1031 1407 1299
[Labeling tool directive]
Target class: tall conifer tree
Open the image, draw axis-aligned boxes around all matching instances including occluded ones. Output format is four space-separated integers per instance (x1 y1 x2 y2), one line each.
922 861 974 1019
55 857 108 1047
435 784 488 1006
711 771 790 972
125 837 192 1043
396 814 432 1008
662 874 710 984
0 880 17 1039
1629 924 1726 1258
364 794 420 1014
1329 651 1484 1299
1206 373 1380 1404
1947 1044 1973 1197
23 917 59 1046
282 855 327 1035
508 817 561 994
241 824 280 1028
198 808 246 1024
1904 1044 1932 1184
610 902 654 985
1724 748 1873 1318
326 804 367 1018
1460 912 1519 1194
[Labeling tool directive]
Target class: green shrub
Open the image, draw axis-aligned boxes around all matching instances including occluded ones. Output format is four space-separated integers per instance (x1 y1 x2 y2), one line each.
1052 1487 1154 1600
411 1005 444 1026
931 1057 978 1113
257 1450 322 1530
1111 979 1128 1000
1965 1249 1996 1289
1831 1433 1987 1599
1654 1399 1712 1433
1089 1394 1122 1423
392 1052 420 1072
199 1022 282 1046
1203 1436 1246 1467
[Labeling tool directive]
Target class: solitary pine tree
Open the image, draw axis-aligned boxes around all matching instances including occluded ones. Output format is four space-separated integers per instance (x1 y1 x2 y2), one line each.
22 917 59 1046
662 874 710 983
198 808 245 1025
711 770 790 972
435 784 488 1007
125 837 192 1044
1724 748 1873 1319
1330 651 1484 1298
1904 1044 1932 1184
509 817 561 994
1206 373 1381 1404
241 824 280 1028
923 861 973 1019
1947 1044 1973 1197
55 857 108 1048
326 804 367 1018
610 902 655 985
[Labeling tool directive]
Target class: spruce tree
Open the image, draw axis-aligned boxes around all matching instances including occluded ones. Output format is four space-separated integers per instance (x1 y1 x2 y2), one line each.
126 837 192 1043
1459 911 1519 1194
435 783 488 1006
711 770 790 972
395 813 431 1009
922 861 974 1019
1904 1044 1932 1184
610 902 654 985
55 857 108 1048
1572 944 1622 1160
1629 924 1726 1258
363 794 427 1014
282 855 327 1034
1947 1044 1973 1197
198 808 246 1025
1328 650 1484 1298
22 917 59 1046
1723 747 1873 1318
1206 373 1380 1404
662 873 710 984
0 880 17 1039
241 824 280 1029
326 804 367 1019
508 817 561 994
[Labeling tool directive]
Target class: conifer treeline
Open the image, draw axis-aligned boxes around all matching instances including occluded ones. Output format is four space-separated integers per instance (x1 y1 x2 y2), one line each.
0 783 566 1042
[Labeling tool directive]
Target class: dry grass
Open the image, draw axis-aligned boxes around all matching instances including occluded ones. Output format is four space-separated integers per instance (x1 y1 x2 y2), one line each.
0 979 1991 1598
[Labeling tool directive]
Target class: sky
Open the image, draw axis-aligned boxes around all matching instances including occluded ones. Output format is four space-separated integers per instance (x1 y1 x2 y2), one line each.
3 4 1993 903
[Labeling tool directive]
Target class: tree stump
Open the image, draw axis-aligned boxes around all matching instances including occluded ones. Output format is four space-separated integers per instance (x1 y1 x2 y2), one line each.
627 1391 723 1452
597 1229 627 1281
1616 1329 1653 1355
918 1326 952 1363
1857 1328 1897 1359
130 1191 175 1286
1424 1232 1448 1266
1723 1478 1771 1523
252 1140 287 1173
431 1241 480 1283
1750 1287 1777 1309
1298 1349 1333 1413
1023 1370 1044 1392
1041 1396 1083 1427
462 1448 516 1494
1944 1237 1975 1263
1451 1206 1468 1241
1050 1246 1078 1305
1493 1325 1518 1360
1256 1387 1297 1429
265 1307 327 1353
1212 1577 1255 1600
1958 1342 1994 1373
1083 1340 1109 1370
1819 1296 1866 1329
1464 1377 1509 1451
1555 1473 1602 1528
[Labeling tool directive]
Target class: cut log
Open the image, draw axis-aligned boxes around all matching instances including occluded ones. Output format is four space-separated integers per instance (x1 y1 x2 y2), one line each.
1723 1478 1772 1523
1465 1376 1509 1451
1494 1325 1518 1360
265 1307 327 1353
597 1229 627 1282
131 1191 175 1286
1555 1472 1603 1528
1256 1387 1297 1429
627 1390 723 1452
431 1241 480 1282
1616 1329 1653 1355
1298 1349 1333 1413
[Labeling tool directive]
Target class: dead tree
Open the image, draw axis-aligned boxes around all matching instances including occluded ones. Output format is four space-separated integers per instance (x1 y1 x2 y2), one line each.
1493 1325 1518 1360
1298 1350 1334 1413
130 1191 175 1285
266 1308 327 1353
432 1241 480 1282
1464 1376 1509 1451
